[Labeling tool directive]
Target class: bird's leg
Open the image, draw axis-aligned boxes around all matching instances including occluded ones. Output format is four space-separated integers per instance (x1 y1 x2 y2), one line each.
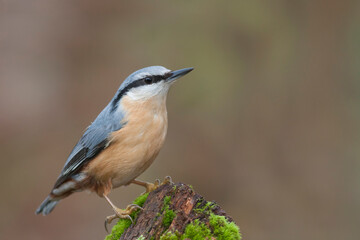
131 176 173 193
131 179 160 193
103 194 142 232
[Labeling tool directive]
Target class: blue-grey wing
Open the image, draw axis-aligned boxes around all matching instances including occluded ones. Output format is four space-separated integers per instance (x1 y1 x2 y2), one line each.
53 119 123 189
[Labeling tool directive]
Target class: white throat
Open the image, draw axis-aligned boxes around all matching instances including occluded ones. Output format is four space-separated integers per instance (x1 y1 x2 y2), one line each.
126 81 170 101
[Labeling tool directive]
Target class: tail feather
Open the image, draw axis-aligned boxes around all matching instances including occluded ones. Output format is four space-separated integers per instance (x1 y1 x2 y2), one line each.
35 196 59 215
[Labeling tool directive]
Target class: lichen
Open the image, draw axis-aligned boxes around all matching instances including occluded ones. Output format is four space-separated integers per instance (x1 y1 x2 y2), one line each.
137 235 145 240
105 193 149 240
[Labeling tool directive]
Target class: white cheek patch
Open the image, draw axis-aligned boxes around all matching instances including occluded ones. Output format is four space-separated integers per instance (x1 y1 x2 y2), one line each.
127 82 170 100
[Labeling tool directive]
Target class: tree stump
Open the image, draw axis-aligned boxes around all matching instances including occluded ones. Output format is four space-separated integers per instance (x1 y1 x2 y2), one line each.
105 182 241 240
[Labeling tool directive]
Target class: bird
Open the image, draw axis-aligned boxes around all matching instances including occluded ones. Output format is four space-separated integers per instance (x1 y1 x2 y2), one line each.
35 66 193 227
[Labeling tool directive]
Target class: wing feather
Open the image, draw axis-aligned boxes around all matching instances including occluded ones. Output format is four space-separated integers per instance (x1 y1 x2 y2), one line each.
53 110 124 189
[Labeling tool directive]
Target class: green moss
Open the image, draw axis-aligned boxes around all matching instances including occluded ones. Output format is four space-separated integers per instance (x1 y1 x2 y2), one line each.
105 191 241 240
162 196 171 209
137 235 145 240
160 231 181 240
105 193 149 240
208 213 241 240
105 218 132 240
133 192 149 207
161 195 176 228
180 214 241 240
159 213 241 240
194 200 216 214
182 219 212 240
162 208 176 228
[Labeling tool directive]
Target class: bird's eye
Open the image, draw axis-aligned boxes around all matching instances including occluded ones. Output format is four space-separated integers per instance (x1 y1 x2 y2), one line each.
144 77 153 84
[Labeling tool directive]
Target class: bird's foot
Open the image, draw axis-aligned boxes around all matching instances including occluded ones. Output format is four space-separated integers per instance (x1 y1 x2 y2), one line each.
145 176 174 192
162 175 173 185
132 176 174 193
104 204 143 232
144 179 160 193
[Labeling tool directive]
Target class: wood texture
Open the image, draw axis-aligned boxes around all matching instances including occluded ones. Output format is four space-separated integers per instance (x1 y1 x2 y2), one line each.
119 182 236 239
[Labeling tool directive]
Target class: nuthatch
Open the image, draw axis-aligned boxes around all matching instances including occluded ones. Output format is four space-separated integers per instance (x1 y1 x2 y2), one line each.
36 66 193 227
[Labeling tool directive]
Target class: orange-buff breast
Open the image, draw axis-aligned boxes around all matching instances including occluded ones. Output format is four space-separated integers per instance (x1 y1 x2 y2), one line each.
84 95 168 193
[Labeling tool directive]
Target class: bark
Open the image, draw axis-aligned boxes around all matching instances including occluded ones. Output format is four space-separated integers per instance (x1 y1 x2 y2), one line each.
108 182 241 240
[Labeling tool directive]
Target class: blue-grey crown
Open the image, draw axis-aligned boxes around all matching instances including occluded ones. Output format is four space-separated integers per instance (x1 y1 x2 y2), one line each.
122 66 170 86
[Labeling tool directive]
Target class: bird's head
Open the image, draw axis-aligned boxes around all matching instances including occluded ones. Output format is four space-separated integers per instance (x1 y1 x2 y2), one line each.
111 66 193 111
121 66 193 100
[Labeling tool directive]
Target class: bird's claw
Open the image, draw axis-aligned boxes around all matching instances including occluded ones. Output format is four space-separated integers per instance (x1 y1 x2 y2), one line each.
104 204 143 233
143 176 173 193
125 204 143 212
141 179 159 193
105 214 123 233
162 176 173 185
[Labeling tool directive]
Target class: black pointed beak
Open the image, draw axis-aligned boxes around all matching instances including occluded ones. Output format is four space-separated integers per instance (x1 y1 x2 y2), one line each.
167 67 194 82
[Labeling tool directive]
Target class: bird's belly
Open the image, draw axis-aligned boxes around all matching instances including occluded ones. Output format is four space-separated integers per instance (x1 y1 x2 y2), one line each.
84 111 167 192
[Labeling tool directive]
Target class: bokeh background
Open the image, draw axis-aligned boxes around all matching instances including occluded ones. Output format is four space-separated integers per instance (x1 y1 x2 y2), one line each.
1 0 360 239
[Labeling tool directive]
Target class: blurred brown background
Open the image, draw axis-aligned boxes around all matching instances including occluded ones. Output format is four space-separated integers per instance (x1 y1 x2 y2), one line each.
1 0 359 239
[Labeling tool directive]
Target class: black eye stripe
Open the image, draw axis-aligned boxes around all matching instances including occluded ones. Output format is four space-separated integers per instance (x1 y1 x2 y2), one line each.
145 75 164 83
144 77 152 84
111 74 167 112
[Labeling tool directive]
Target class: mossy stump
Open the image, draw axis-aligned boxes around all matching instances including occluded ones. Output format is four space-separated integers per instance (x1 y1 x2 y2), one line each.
105 182 241 240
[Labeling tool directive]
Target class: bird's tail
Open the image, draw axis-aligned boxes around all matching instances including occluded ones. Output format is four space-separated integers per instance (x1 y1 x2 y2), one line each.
35 196 59 215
